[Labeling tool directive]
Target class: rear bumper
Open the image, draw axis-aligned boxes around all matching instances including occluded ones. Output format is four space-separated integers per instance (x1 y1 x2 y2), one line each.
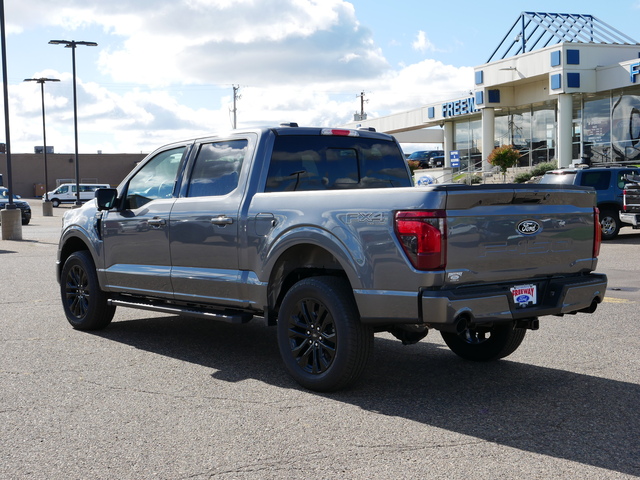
419 273 607 331
356 273 607 329
620 212 640 226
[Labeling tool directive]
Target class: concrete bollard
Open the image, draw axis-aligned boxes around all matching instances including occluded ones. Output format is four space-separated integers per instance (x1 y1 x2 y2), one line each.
42 200 54 217
1 208 23 240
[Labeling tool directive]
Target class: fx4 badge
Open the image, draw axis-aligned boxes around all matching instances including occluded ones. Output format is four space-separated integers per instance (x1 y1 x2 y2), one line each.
345 212 386 224
516 220 541 235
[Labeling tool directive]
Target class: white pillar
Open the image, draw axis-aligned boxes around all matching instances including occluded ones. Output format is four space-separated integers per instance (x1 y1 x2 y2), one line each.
443 121 454 167
557 94 573 168
481 107 495 172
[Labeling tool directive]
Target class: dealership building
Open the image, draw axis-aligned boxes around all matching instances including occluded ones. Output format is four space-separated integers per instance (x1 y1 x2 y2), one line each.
347 12 640 171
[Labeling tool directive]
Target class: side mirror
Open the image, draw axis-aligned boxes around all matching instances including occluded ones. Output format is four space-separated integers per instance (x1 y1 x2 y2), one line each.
95 188 118 211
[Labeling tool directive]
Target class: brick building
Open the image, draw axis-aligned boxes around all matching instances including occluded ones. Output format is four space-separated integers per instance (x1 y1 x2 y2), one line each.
0 152 147 197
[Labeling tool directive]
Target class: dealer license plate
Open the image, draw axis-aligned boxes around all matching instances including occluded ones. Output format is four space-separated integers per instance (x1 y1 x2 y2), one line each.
510 284 537 308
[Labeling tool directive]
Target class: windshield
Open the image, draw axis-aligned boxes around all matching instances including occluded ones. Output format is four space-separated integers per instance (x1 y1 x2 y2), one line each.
539 172 577 185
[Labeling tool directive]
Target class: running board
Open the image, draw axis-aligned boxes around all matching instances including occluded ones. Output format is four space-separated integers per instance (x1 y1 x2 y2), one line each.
108 298 254 324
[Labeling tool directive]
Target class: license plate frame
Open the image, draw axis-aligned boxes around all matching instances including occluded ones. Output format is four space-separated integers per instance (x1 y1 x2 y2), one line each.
510 284 537 308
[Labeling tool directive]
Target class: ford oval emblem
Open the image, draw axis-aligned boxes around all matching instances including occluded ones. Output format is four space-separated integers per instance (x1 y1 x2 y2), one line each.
517 220 541 235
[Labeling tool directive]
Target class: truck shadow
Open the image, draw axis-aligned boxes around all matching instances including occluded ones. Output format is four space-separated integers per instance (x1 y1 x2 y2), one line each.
92 314 639 477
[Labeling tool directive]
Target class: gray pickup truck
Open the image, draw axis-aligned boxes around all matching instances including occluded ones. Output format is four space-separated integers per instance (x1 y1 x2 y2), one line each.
57 125 607 391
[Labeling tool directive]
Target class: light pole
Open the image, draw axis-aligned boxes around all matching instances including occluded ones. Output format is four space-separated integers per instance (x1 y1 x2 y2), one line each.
24 77 59 216
48 39 97 206
0 0 22 240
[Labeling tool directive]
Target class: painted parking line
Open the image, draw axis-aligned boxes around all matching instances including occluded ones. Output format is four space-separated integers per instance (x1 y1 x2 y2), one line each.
603 297 633 303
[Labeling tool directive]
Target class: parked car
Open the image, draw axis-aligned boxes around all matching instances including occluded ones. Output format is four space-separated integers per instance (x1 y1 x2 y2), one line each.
0 187 31 225
429 155 445 168
539 164 640 240
407 150 444 169
45 183 110 207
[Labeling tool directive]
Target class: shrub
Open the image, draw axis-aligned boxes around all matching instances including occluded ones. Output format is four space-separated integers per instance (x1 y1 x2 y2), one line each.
530 161 557 177
488 145 521 176
514 172 533 183
513 161 558 183
407 160 420 173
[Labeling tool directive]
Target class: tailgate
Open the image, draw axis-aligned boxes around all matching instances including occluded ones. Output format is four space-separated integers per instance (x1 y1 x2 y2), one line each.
624 184 640 213
444 184 598 286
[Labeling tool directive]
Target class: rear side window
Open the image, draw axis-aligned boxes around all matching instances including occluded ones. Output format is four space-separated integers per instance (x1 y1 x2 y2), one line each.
539 172 577 185
187 140 247 197
580 171 611 190
265 136 410 192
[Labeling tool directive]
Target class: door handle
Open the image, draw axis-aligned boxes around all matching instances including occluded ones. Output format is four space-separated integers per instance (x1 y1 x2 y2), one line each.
211 215 234 225
147 217 166 228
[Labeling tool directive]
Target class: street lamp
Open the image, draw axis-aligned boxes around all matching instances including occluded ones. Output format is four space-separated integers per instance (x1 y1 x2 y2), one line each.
24 77 59 216
48 39 97 206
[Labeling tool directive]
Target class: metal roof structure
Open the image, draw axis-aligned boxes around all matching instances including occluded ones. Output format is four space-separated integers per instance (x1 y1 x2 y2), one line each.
487 12 639 63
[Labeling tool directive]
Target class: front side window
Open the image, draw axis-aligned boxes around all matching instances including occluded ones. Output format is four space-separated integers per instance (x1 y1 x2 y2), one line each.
125 146 185 209
187 140 247 197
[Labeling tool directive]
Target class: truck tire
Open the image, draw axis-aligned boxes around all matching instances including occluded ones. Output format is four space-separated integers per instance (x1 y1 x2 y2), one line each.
441 322 526 361
599 209 620 240
51 198 60 207
277 276 373 392
60 251 116 330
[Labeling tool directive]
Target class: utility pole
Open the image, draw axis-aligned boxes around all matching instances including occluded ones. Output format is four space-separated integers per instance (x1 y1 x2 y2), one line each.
354 91 368 121
232 85 241 129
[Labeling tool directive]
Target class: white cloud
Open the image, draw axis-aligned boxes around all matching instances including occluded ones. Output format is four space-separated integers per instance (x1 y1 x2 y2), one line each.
412 30 435 54
5 0 474 154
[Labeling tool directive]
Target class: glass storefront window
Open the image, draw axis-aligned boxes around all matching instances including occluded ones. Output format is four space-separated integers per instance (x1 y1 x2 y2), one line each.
493 109 531 167
532 106 555 165
454 119 482 170
611 94 640 161
583 95 611 163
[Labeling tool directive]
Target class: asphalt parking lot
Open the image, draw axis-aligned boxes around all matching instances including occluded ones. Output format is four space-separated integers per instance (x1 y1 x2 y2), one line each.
1 201 639 479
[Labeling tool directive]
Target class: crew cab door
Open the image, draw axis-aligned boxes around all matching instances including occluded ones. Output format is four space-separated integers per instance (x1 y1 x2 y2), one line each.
169 138 251 306
101 145 187 296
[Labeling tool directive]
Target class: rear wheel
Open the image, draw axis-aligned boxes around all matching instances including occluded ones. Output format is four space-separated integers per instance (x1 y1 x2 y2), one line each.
600 209 621 240
60 251 115 330
441 322 526 361
277 276 373 392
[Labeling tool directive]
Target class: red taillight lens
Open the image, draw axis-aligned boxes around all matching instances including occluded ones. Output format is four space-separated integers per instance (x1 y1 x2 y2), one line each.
622 189 627 212
395 210 446 270
593 207 602 258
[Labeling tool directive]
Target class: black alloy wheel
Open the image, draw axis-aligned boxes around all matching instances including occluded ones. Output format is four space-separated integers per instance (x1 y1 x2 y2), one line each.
61 251 116 330
277 276 373 392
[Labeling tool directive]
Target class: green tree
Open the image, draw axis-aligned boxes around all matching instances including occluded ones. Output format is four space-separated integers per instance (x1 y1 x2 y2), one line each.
488 145 521 182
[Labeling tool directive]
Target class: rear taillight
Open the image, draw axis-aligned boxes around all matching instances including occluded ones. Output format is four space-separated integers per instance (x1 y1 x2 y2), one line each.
394 210 446 270
623 189 627 212
593 207 602 257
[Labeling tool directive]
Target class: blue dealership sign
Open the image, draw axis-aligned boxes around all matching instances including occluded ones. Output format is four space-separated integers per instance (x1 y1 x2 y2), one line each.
450 150 460 167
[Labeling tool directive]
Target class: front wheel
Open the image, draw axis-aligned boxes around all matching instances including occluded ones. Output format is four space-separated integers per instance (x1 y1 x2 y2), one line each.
51 198 60 207
441 322 526 361
600 209 621 240
277 276 373 392
60 251 116 330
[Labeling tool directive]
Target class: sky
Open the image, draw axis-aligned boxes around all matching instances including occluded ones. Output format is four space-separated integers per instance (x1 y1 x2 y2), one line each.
2 0 640 155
